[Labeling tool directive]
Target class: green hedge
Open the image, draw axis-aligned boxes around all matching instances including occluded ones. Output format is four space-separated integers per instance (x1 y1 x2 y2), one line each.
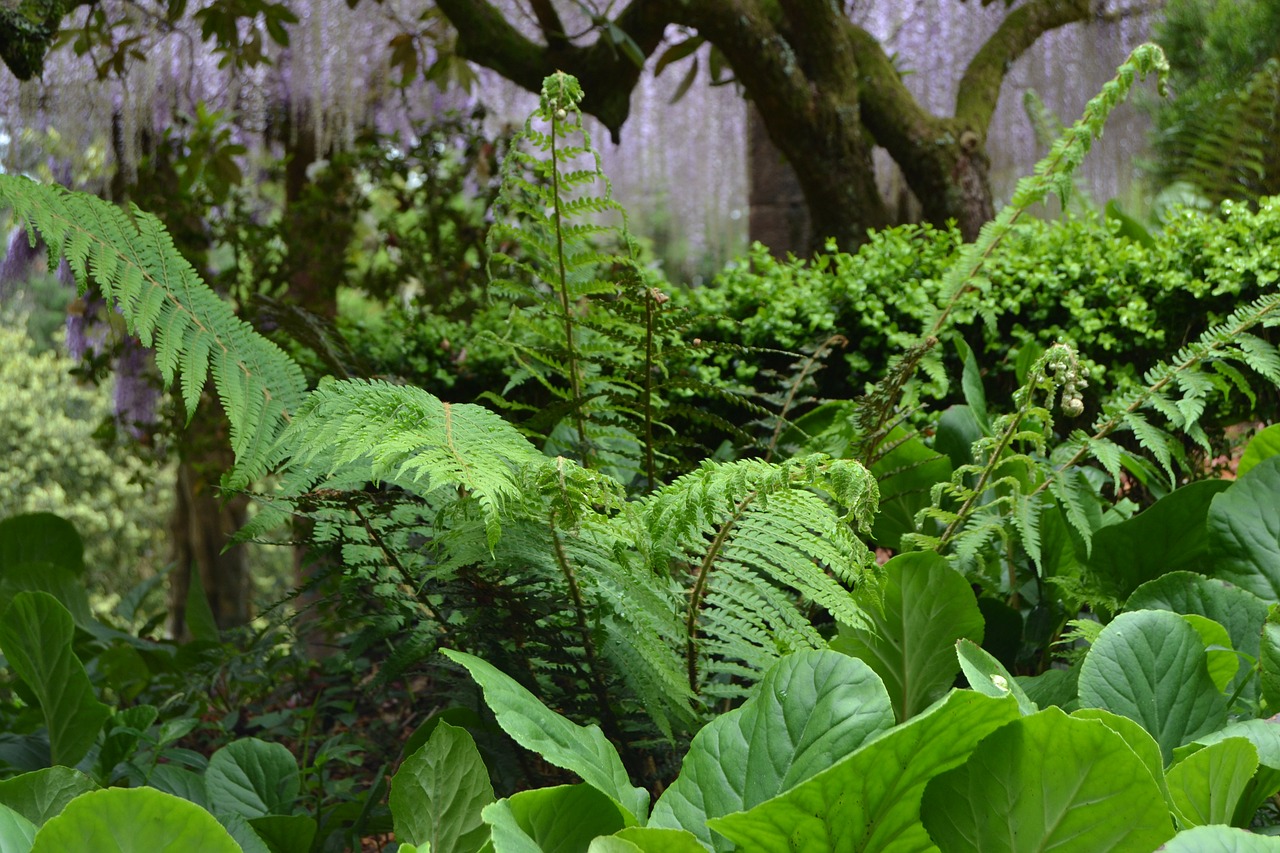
678 199 1280 412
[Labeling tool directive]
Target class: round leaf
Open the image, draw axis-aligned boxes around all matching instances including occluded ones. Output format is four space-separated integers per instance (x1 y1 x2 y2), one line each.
1208 457 1280 600
1078 609 1227 763
30 788 241 852
921 708 1174 852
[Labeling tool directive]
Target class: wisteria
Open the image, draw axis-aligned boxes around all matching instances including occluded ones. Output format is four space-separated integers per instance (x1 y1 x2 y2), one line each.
112 336 160 440
0 226 42 296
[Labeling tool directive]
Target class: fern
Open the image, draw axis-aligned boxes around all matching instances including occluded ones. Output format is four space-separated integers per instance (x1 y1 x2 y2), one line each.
852 44 1171 463
0 175 306 488
1153 58 1280 206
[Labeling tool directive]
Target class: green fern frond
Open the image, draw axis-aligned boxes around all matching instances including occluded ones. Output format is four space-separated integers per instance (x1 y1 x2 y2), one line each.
0 174 307 488
272 378 547 549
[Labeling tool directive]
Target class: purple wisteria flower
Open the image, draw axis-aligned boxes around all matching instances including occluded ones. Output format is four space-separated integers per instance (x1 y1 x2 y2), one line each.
114 336 160 440
0 227 43 296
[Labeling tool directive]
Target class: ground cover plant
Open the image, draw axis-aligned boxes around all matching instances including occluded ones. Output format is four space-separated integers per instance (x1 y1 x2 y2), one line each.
4 42 1280 852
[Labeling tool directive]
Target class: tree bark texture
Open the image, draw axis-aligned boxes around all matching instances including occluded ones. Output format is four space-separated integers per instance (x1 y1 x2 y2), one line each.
433 0 1095 250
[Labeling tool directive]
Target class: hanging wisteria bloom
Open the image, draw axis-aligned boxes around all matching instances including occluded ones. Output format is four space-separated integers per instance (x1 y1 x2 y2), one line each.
113 336 160 440
0 226 43 296
64 263 110 361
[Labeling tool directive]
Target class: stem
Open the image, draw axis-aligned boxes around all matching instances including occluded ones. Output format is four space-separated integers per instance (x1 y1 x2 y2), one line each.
685 492 755 692
643 286 657 489
549 508 632 763
765 334 847 463
1030 298 1280 500
549 113 590 464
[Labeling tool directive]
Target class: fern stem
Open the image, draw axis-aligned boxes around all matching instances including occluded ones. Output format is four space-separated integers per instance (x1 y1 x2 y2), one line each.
765 334 847 463
548 509 629 754
643 286 658 490
549 114 590 464
1032 296 1280 499
937 403 1029 551
351 504 451 637
685 492 755 692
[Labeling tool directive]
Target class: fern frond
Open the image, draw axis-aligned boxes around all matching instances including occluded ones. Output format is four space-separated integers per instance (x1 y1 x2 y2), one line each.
638 454 879 695
0 175 307 487
271 378 546 549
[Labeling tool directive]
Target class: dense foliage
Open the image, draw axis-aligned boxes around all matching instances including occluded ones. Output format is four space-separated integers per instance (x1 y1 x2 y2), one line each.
5 44 1280 853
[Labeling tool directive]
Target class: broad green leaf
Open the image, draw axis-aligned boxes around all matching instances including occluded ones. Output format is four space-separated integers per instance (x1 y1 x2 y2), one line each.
441 650 648 822
1087 480 1231 603
390 722 493 853
709 691 1020 853
1263 605 1280 712
184 571 220 643
216 812 273 853
29 787 241 852
934 405 983 470
1179 719 1280 822
1127 571 1267 704
1071 708 1167 800
1209 457 1280 600
955 639 1036 716
146 764 208 808
1160 825 1280 851
1166 737 1257 828
650 650 893 850
0 563 95 631
833 553 983 722
1239 424 1280 479
1016 666 1079 711
0 514 83 576
483 785 628 853
0 803 35 853
1181 614 1239 693
955 338 990 433
0 592 110 767
590 828 705 852
247 815 318 853
920 708 1173 852
0 768 98 827
1078 609 1227 763
868 430 952 550
97 705 159 780
205 738 300 819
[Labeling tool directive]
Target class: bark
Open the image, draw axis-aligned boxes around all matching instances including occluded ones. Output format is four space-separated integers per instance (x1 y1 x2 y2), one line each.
433 0 1098 249
168 411 251 637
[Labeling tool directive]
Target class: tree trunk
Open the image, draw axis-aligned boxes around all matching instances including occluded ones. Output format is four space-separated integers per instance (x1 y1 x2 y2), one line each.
747 105 810 256
167 399 250 638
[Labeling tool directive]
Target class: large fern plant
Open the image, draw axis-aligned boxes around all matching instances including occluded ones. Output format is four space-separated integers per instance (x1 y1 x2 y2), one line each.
0 73 882 754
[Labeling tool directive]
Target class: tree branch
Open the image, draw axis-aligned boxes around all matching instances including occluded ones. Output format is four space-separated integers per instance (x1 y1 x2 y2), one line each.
434 0 671 139
955 0 1093 133
776 0 857 95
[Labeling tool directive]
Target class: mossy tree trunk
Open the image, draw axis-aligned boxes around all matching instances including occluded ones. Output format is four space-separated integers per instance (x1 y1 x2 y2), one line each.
433 0 1093 250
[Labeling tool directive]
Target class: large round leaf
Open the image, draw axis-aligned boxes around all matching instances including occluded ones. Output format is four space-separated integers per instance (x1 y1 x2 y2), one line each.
1078 609 1227 763
833 553 984 722
1209 456 1280 600
1160 825 1280 851
484 785 629 853
1166 737 1257 828
1088 480 1230 603
650 649 894 851
0 514 83 577
0 803 35 853
205 738 300 819
29 788 241 852
0 768 98 827
1127 571 1267 703
921 708 1174 852
0 593 110 767
709 691 1020 853
1238 424 1280 479
390 722 493 853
